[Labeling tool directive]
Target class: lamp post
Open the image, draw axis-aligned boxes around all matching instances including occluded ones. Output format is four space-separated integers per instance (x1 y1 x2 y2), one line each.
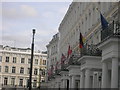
29 29 35 90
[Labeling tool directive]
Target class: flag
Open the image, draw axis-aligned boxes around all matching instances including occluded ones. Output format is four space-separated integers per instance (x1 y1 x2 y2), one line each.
100 13 108 30
79 32 84 48
67 45 72 58
48 68 51 76
61 53 66 64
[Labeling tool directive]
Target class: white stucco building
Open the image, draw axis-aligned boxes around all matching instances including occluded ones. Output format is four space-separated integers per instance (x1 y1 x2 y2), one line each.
0 45 47 89
46 33 60 88
46 2 120 89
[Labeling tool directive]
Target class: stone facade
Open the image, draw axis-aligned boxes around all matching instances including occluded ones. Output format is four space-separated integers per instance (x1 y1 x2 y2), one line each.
0 45 47 89
46 2 120 89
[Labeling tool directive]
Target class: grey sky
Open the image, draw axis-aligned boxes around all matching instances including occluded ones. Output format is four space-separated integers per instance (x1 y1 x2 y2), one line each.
0 2 71 51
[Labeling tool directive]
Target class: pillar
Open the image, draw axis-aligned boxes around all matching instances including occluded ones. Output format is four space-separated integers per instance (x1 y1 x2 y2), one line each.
69 76 72 88
63 79 66 88
111 57 118 88
85 69 91 88
101 62 109 88
80 70 85 88
71 75 75 88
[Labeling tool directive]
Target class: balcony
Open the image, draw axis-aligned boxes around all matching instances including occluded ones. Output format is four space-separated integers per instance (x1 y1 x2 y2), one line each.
80 44 102 57
101 21 120 41
60 54 81 70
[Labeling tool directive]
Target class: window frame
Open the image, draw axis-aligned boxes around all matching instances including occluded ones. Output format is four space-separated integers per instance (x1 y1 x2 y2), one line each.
6 57 9 62
12 66 16 73
5 66 9 73
20 67 24 74
13 57 17 63
21 58 25 63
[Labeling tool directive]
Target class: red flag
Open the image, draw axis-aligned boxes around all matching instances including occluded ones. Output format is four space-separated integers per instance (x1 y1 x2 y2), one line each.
67 45 72 58
79 32 84 48
48 68 51 76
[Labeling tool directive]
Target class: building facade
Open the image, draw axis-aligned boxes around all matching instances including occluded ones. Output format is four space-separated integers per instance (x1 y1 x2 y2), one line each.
46 33 60 86
0 45 47 89
46 2 120 89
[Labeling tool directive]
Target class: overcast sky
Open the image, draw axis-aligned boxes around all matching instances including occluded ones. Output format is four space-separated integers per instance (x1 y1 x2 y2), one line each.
0 1 71 51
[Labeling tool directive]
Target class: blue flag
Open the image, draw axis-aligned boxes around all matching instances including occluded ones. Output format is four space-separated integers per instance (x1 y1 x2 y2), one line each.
100 13 108 30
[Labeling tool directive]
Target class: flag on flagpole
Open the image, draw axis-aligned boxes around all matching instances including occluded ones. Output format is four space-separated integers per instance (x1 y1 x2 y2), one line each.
100 13 109 30
79 32 84 48
67 45 72 58
96 7 109 30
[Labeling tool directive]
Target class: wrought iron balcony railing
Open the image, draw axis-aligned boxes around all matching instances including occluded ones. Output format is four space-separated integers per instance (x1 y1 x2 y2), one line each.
80 44 102 57
101 21 120 41
60 54 81 70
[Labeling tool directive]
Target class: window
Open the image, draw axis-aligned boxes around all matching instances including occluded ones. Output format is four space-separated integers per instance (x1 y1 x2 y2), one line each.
20 67 24 74
12 67 16 73
21 58 25 63
42 69 45 76
26 79 29 88
0 56 2 62
6 57 9 62
0 66 1 72
4 77 8 85
33 80 37 87
11 78 15 86
43 60 46 65
19 79 23 86
5 66 9 73
27 68 30 74
28 59 31 64
13 57 16 63
35 59 38 64
34 68 38 75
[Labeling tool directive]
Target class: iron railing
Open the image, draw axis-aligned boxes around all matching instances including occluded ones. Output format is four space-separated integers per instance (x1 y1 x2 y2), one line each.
101 21 120 41
60 54 81 70
80 44 102 57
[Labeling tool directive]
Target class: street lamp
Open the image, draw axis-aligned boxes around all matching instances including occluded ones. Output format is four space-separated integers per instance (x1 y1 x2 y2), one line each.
29 29 35 90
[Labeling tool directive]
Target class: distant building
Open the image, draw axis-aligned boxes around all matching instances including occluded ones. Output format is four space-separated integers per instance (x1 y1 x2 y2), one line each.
46 33 60 87
0 45 47 89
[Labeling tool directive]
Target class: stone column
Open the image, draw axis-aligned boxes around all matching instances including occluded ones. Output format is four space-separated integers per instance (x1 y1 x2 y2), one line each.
85 69 91 88
80 70 85 88
63 79 66 88
71 75 75 88
69 76 72 88
92 73 96 88
101 62 109 88
111 57 118 88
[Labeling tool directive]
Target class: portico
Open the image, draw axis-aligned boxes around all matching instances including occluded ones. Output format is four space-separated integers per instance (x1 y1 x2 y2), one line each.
78 56 102 88
98 36 120 88
67 65 80 89
60 71 69 88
